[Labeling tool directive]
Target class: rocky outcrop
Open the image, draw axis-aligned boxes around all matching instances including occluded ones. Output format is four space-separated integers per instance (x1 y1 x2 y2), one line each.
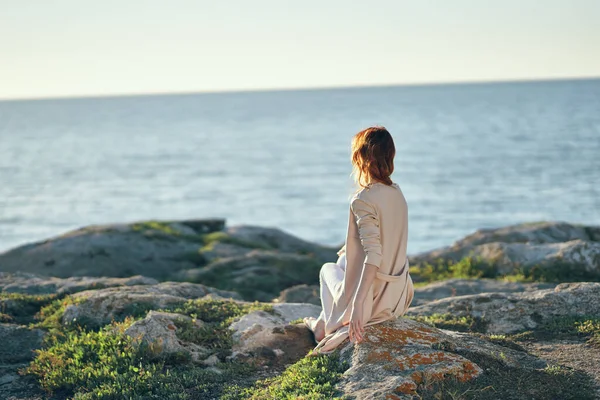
177 251 323 301
0 272 158 295
0 220 225 280
411 278 556 306
336 318 545 399
408 282 600 334
0 220 337 301
410 222 600 281
61 281 240 328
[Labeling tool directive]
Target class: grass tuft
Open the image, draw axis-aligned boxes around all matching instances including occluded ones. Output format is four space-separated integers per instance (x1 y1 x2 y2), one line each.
223 353 348 400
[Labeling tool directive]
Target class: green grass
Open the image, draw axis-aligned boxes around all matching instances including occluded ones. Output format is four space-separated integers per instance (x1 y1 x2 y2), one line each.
223 353 348 400
24 298 277 399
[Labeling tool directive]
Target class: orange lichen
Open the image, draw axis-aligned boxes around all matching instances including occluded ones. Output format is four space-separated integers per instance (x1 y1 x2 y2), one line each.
394 382 417 394
385 394 403 400
369 324 438 347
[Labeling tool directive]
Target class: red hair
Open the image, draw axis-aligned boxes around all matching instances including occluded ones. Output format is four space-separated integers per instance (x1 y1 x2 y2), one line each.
351 126 395 188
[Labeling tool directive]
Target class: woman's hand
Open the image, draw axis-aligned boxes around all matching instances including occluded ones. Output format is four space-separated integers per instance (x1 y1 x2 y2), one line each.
348 300 365 343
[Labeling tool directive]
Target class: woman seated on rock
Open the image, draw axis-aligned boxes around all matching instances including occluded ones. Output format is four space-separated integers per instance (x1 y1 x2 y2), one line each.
304 126 414 354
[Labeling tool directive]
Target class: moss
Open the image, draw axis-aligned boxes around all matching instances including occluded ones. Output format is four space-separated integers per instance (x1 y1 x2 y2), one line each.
0 293 59 324
223 353 349 399
415 347 596 400
407 313 488 333
409 256 498 284
200 232 272 252
131 221 205 243
411 253 600 285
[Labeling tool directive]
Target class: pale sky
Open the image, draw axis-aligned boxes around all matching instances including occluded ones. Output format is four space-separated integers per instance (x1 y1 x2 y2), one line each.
1 0 599 100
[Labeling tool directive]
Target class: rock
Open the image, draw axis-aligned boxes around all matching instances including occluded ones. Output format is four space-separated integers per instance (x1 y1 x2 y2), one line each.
0 272 158 295
408 282 600 334
412 278 556 306
62 282 240 328
201 354 220 367
0 323 45 365
336 318 545 399
199 241 254 263
0 219 225 280
225 226 338 264
410 222 600 281
229 303 320 364
276 284 320 305
177 251 323 301
124 311 211 362
0 325 46 400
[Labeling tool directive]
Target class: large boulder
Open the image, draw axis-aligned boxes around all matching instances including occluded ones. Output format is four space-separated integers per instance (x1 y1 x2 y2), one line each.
336 318 545 399
124 311 211 363
61 282 240 329
0 219 225 280
229 303 321 365
409 222 600 281
0 272 158 295
177 251 323 301
408 282 600 334
412 278 556 306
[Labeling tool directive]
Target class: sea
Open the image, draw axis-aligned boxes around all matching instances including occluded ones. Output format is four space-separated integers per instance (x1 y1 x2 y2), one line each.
1 79 599 255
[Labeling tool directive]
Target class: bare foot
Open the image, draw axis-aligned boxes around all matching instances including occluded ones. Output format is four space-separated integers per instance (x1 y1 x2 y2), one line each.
303 317 325 342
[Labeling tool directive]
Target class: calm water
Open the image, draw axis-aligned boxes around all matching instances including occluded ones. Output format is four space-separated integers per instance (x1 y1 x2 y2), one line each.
1 79 599 255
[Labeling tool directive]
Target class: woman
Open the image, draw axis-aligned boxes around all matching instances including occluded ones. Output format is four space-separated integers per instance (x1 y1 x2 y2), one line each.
304 126 414 354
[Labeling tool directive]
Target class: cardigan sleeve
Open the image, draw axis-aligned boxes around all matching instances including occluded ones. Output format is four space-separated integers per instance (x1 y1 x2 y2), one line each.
350 197 383 268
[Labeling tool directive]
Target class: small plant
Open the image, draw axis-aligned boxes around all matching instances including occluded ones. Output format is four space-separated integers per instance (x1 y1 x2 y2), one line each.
0 292 59 324
407 313 487 333
223 353 348 399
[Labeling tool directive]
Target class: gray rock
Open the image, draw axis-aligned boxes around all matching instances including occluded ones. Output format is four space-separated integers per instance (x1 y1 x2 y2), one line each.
0 272 158 295
177 250 323 301
408 282 600 334
0 323 45 365
409 222 600 281
62 281 240 328
0 219 225 280
229 303 321 365
412 278 556 306
225 225 338 264
336 318 545 399
276 284 320 305
124 311 211 363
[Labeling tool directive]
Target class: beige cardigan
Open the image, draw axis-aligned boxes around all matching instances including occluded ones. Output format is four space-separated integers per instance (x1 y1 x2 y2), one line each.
315 182 414 353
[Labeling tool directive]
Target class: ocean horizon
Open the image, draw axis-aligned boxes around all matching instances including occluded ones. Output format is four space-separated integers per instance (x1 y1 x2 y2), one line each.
1 78 599 255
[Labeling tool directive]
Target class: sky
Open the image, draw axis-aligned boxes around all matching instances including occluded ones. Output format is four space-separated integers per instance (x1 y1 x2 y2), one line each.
1 0 599 100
